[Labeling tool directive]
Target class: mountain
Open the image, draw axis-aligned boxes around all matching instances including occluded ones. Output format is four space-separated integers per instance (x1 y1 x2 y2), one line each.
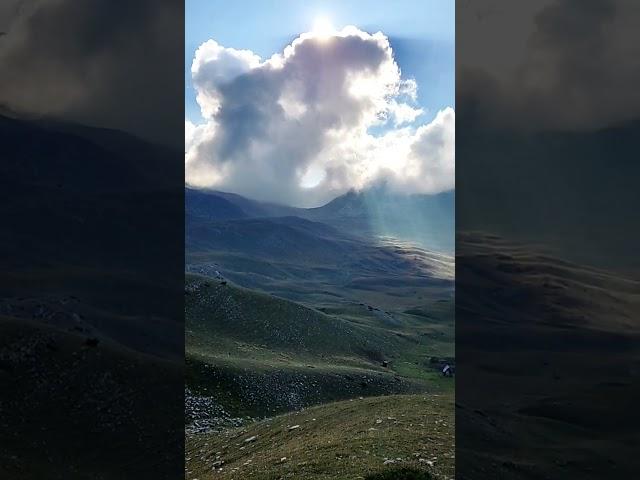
186 187 300 219
186 186 454 307
186 186 454 253
306 187 455 253
185 186 455 424
1 113 184 478
186 188 249 221
0 113 181 193
184 169 455 480
457 117 640 271
2 112 183 341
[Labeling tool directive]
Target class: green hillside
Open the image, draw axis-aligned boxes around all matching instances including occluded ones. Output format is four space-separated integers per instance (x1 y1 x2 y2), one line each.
187 274 404 362
185 274 453 418
186 393 454 480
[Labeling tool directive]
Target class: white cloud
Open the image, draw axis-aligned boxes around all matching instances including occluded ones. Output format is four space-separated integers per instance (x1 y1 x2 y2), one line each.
186 26 454 207
191 39 261 118
389 100 424 125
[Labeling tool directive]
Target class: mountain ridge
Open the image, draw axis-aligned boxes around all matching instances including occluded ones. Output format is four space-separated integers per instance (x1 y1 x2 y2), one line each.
186 186 454 253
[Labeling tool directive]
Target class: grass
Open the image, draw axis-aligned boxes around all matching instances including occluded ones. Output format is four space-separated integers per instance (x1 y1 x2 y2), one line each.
185 275 454 417
0 315 183 479
186 394 454 480
184 237 456 479
185 232 454 314
185 274 393 359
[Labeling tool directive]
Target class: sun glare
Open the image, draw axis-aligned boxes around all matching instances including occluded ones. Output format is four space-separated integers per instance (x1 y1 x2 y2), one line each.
312 16 334 39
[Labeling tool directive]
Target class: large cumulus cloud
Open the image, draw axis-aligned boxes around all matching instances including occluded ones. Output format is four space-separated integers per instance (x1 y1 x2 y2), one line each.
186 26 454 207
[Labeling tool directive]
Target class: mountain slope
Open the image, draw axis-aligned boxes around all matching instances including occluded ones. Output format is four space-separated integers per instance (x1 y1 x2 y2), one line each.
186 188 454 309
0 315 183 479
184 184 455 477
0 113 181 193
185 274 418 363
2 113 183 322
186 188 248 221
185 275 452 419
457 118 640 270
306 188 454 253
186 394 454 480
185 186 454 253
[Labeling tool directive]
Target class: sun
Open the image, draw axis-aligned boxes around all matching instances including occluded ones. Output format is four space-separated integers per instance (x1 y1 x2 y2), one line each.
312 16 334 39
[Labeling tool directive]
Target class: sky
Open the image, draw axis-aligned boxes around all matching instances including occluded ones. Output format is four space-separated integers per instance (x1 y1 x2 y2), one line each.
186 0 454 123
185 0 455 207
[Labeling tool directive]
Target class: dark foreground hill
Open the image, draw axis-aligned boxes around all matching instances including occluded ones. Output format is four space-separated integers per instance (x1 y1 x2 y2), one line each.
1 114 184 478
456 232 640 479
2 113 183 321
0 316 182 479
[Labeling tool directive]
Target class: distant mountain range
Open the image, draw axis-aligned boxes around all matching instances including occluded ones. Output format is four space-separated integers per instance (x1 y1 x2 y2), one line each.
185 185 454 307
186 185 454 253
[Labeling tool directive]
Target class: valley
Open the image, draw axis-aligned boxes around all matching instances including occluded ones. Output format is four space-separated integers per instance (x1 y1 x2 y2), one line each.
184 187 455 479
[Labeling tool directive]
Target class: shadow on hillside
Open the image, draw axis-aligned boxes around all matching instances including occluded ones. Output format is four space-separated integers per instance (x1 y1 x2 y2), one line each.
365 467 433 480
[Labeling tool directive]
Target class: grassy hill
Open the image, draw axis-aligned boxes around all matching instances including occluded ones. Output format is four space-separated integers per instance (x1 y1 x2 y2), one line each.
186 394 454 480
186 220 453 313
1 112 183 478
0 315 183 479
184 189 456 478
185 274 453 419
187 273 403 361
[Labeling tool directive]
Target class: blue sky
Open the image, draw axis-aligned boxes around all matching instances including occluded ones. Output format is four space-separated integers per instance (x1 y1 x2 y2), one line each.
185 0 455 123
